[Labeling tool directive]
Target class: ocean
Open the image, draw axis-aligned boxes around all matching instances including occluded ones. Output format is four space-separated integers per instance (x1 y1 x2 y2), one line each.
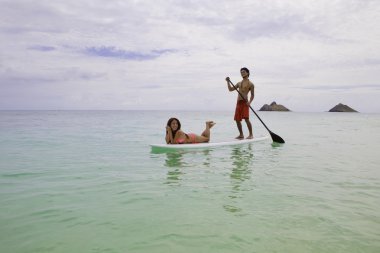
0 110 379 253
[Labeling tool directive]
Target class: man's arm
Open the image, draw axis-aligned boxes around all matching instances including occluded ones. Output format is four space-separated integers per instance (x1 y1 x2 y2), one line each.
226 77 239 91
249 83 255 104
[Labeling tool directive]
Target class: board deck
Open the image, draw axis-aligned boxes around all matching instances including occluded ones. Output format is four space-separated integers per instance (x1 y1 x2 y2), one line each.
150 136 270 151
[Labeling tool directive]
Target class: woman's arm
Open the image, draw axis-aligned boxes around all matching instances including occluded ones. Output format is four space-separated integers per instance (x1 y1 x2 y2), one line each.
166 126 173 144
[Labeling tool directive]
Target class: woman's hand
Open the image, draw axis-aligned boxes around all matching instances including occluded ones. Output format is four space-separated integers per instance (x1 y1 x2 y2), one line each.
165 126 172 144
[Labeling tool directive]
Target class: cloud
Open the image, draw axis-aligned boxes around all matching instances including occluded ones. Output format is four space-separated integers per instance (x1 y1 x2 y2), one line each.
0 68 106 87
83 46 177 60
28 45 56 51
299 84 380 91
363 58 380 66
0 0 379 112
231 14 322 40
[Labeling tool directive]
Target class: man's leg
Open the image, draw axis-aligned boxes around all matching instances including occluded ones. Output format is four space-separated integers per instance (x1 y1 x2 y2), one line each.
236 120 244 139
245 118 253 139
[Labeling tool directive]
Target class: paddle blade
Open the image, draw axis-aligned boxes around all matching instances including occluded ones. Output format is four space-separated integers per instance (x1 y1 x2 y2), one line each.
270 131 285 144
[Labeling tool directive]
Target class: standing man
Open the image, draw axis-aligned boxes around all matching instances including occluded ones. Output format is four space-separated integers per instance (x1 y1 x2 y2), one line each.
226 67 254 139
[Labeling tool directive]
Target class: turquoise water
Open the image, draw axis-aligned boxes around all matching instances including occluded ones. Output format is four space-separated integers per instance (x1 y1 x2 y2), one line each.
1 110 379 253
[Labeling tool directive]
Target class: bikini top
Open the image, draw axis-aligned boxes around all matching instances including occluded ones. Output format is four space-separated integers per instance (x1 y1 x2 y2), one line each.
176 138 185 144
175 132 189 144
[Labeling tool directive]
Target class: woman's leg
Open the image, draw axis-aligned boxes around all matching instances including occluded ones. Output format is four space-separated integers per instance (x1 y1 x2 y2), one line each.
196 121 215 143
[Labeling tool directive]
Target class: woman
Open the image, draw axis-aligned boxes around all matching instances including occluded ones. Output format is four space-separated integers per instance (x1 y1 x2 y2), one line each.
165 118 216 144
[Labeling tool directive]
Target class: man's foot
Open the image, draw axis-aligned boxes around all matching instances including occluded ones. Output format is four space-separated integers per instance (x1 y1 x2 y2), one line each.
235 135 244 140
246 135 253 139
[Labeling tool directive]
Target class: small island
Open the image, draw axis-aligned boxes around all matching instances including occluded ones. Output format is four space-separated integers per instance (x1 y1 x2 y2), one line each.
329 103 358 112
259 101 290 111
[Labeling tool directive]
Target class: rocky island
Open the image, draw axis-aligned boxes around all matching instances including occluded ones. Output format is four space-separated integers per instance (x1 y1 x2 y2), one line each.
329 103 358 112
259 102 290 111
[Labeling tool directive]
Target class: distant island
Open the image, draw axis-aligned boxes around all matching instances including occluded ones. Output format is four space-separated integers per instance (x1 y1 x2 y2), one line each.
259 102 290 111
329 103 358 112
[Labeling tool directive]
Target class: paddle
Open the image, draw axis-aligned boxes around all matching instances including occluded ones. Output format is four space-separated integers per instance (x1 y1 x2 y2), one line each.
227 78 285 144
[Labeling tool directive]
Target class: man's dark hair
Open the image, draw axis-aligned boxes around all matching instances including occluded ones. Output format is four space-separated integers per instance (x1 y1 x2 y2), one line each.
240 67 250 76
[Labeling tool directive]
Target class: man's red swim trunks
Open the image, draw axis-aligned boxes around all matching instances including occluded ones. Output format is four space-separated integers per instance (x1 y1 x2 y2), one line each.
234 100 249 121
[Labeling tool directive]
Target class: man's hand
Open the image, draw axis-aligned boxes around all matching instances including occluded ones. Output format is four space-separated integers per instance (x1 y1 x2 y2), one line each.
225 77 230 82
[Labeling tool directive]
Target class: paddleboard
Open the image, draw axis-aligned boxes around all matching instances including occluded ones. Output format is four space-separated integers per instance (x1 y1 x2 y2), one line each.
150 136 269 151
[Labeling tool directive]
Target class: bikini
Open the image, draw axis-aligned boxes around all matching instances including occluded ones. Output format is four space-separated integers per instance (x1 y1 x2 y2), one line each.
187 133 197 143
176 133 197 144
175 138 185 144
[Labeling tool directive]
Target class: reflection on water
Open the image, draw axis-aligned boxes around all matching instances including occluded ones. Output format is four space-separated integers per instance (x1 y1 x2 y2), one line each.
164 152 185 185
202 149 211 167
166 168 183 185
271 142 284 148
164 152 186 168
230 144 254 184
163 150 212 186
224 144 255 215
223 205 242 213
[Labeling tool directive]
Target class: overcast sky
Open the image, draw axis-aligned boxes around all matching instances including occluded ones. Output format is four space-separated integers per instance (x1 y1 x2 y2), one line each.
1 0 379 112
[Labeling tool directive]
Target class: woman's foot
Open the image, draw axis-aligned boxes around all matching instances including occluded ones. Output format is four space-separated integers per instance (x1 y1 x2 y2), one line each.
206 121 216 128
235 135 244 140
246 135 253 139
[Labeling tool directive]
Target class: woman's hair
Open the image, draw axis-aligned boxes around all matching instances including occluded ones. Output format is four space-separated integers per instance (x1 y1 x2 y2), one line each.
240 67 250 76
166 117 181 141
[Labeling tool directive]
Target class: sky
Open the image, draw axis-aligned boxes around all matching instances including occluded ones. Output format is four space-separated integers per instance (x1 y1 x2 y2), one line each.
0 0 379 112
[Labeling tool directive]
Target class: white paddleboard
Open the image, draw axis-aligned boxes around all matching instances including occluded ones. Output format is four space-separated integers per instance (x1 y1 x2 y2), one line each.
150 136 270 151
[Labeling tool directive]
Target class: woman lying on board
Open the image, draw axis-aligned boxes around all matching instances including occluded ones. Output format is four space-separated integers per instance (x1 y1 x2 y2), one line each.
165 118 216 144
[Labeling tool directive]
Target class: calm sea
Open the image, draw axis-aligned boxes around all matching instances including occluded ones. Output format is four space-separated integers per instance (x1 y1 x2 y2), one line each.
0 110 379 253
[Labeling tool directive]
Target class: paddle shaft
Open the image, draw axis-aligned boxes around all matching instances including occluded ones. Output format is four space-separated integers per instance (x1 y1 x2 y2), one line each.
227 79 285 143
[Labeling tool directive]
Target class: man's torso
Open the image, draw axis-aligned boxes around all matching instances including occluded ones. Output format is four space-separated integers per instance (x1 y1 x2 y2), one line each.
237 79 253 100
